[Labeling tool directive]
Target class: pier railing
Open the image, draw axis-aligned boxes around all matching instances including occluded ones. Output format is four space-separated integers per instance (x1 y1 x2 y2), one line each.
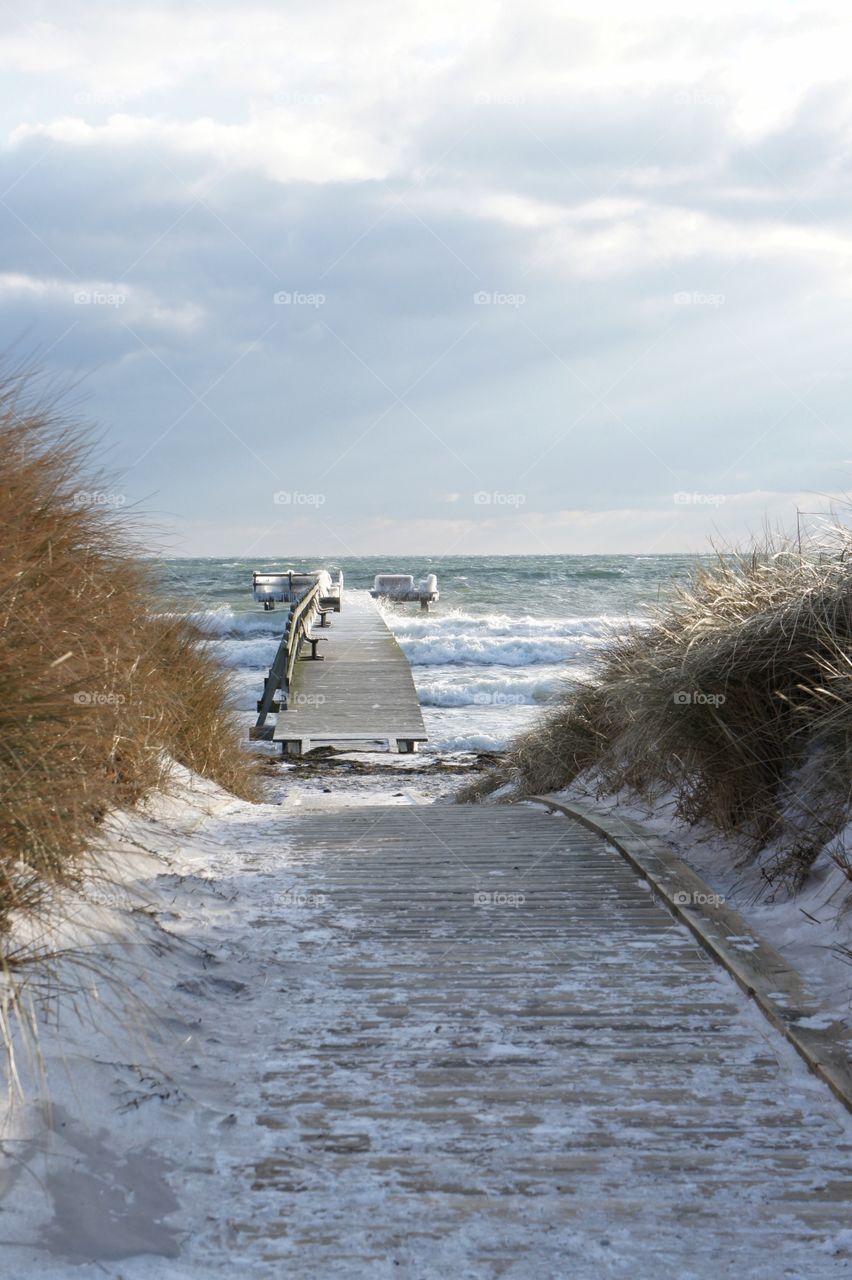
251 581 322 739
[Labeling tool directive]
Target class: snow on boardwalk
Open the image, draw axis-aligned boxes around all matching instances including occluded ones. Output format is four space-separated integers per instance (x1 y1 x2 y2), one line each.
4 794 852 1279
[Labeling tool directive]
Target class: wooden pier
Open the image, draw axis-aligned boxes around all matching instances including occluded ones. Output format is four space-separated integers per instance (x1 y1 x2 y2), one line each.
256 589 427 755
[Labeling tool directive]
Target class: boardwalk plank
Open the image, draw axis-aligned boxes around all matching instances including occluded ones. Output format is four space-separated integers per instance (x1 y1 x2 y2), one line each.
237 804 852 1275
273 591 426 750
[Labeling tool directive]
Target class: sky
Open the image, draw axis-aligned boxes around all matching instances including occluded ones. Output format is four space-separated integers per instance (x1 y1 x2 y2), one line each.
1 0 851 557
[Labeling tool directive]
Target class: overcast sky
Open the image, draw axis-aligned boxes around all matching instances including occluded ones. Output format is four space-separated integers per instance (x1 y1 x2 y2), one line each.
1 1 850 556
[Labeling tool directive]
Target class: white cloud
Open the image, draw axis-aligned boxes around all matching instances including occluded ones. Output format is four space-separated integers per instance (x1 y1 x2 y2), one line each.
0 271 204 332
418 186 852 288
2 1 852 550
9 111 396 184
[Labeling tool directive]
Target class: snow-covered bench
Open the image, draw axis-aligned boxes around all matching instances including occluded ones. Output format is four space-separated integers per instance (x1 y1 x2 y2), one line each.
253 569 336 610
370 573 439 609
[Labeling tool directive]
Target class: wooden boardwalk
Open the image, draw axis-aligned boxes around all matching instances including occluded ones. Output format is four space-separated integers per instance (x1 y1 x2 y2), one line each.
7 801 851 1277
238 804 852 1275
273 590 426 754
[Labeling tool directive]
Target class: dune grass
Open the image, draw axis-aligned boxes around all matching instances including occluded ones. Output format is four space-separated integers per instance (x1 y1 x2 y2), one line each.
467 528 852 895
0 371 259 941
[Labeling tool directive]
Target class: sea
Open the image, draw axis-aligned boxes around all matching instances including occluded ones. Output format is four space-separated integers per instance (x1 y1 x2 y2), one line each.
151 555 698 756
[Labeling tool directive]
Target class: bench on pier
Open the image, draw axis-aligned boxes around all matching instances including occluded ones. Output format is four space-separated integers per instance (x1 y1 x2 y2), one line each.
302 634 327 660
369 573 439 610
253 568 344 611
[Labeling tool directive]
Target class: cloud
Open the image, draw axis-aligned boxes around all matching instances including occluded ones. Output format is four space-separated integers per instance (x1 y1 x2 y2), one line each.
0 1 851 551
10 111 396 184
0 270 204 331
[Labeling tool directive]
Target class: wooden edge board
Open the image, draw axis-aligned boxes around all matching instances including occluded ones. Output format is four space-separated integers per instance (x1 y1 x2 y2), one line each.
524 794 852 1114
272 730 428 744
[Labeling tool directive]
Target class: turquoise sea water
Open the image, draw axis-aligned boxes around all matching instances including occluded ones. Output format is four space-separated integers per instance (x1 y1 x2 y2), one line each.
151 555 698 753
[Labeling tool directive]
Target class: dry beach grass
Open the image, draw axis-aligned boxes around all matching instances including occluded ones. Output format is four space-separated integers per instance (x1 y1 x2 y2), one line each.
464 530 852 897
0 370 259 943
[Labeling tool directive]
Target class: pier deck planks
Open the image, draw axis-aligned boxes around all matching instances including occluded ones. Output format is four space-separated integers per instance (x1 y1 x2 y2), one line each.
239 804 852 1272
272 590 426 752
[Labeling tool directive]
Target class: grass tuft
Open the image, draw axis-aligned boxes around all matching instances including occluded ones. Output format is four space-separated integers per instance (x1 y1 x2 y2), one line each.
508 527 852 893
0 370 259 940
